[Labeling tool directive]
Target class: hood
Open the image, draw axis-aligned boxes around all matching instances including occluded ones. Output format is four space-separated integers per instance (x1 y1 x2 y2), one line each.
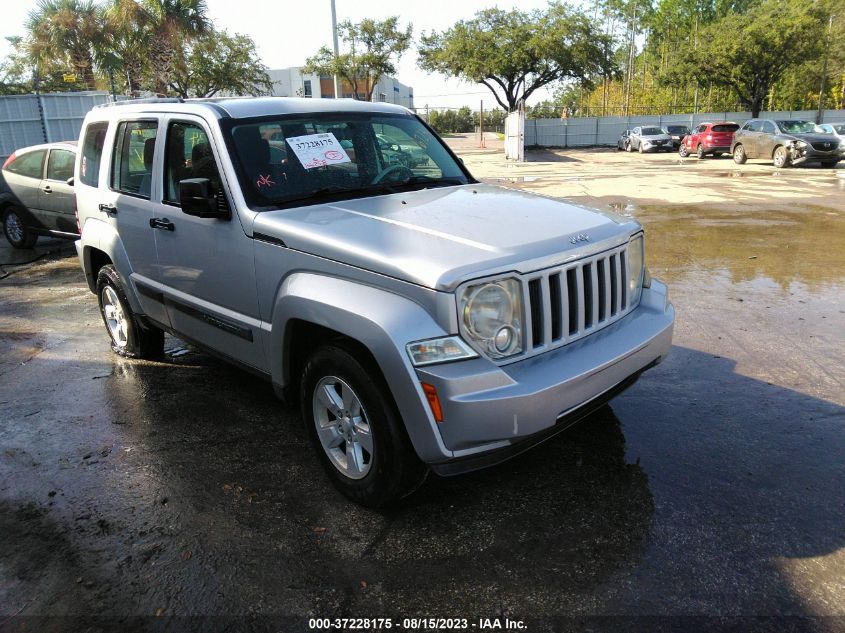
786 132 842 145
252 184 638 291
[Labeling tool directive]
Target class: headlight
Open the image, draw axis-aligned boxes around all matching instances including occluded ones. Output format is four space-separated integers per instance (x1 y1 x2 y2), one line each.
793 140 808 148
407 336 478 367
460 278 523 359
627 235 644 307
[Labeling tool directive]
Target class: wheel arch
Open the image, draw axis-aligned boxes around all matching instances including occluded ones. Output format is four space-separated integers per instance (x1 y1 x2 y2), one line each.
269 272 453 463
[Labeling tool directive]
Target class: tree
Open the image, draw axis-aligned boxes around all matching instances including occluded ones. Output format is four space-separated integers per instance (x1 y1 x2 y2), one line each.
141 0 210 95
666 0 826 116
168 30 272 98
100 0 153 94
303 17 412 101
418 3 609 112
25 0 104 90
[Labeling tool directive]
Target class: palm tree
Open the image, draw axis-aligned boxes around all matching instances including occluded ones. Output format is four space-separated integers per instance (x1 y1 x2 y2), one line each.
25 0 104 90
140 0 210 95
100 0 152 94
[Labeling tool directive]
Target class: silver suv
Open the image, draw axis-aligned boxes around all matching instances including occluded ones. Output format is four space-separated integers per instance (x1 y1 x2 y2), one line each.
74 98 674 506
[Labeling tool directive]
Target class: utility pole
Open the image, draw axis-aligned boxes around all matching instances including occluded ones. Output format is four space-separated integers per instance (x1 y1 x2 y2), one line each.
479 100 485 148
816 14 835 124
330 0 340 98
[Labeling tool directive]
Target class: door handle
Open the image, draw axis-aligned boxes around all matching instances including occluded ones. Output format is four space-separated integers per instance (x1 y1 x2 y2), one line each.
149 217 175 231
42 185 52 194
98 203 117 215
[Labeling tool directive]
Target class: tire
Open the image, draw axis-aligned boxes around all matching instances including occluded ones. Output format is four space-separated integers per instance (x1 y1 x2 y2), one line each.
821 160 839 168
696 144 706 159
678 144 689 158
96 265 164 359
3 206 38 249
638 143 644 154
733 144 747 164
301 344 427 507
773 146 791 168
625 141 632 153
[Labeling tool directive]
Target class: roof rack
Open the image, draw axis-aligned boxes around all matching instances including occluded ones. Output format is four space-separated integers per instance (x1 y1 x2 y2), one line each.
94 97 184 109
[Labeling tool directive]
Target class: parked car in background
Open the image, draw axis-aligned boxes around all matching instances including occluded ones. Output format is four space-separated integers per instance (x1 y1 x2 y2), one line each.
732 119 843 168
817 123 845 143
616 129 631 151
626 126 673 153
666 125 690 150
679 122 738 158
1 141 78 248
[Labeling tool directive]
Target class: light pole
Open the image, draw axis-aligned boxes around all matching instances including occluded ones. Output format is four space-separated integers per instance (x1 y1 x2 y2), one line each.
816 14 835 124
331 0 340 98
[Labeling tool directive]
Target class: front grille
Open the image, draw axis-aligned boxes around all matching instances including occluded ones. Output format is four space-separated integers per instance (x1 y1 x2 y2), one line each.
811 141 838 152
523 244 634 355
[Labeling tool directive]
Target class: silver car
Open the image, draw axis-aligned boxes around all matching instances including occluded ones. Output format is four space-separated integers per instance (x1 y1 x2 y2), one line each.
626 126 674 153
1 141 78 248
74 98 674 507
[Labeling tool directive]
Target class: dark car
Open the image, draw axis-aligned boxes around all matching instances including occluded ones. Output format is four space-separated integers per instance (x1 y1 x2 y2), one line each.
616 129 631 151
1 141 78 248
679 122 739 158
666 125 691 149
731 119 843 168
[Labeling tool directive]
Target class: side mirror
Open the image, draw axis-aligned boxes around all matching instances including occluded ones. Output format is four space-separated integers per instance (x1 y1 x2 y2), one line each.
66 176 74 186
179 178 229 219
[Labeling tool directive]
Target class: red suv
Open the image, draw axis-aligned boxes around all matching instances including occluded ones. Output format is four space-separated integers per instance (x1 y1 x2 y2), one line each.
679 122 739 158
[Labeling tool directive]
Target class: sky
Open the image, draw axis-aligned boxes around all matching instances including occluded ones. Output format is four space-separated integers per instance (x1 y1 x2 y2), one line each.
1 0 558 109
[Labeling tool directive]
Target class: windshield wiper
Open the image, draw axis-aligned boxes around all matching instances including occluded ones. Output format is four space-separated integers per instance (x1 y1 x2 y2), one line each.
404 176 467 187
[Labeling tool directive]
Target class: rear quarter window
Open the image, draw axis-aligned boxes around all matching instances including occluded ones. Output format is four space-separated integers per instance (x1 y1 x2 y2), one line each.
6 150 46 179
80 122 109 187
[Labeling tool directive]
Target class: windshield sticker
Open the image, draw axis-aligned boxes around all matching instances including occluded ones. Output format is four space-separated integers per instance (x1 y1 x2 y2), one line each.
286 132 351 169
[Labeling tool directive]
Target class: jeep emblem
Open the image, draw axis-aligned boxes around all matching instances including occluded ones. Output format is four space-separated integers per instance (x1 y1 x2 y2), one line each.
569 233 590 244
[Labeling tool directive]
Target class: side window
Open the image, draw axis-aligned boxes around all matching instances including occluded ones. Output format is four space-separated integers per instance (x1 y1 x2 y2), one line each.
761 121 776 134
164 122 221 204
46 149 75 182
6 150 46 179
746 120 762 132
697 125 707 134
111 120 157 198
79 122 108 187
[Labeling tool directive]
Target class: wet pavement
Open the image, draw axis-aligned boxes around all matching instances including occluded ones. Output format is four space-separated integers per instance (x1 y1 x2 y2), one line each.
1 150 845 632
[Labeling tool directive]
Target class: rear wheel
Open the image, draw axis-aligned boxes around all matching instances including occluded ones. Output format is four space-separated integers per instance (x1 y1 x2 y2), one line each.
3 206 38 249
301 344 427 507
733 144 747 164
96 265 164 359
773 146 790 168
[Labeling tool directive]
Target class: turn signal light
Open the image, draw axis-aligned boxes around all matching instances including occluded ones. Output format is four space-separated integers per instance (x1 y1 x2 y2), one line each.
421 382 443 423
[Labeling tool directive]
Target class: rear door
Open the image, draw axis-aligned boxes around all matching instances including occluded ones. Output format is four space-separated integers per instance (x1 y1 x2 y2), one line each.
738 120 761 157
3 149 47 222
104 117 171 327
38 147 76 234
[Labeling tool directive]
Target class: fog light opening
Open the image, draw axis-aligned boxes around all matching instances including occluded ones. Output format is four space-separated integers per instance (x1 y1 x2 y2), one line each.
421 382 444 423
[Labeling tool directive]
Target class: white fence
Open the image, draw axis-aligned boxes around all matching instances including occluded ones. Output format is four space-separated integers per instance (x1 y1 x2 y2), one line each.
0 92 115 161
524 110 845 148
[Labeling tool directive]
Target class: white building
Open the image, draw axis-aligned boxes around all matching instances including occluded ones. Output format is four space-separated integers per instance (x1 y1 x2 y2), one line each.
266 67 414 109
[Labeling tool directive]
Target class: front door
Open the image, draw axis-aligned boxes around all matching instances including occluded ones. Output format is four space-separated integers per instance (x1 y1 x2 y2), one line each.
152 116 265 372
38 147 76 234
758 120 777 160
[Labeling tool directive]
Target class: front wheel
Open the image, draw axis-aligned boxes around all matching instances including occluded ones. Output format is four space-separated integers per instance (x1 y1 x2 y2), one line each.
678 144 689 158
625 141 632 153
3 206 38 249
696 144 706 159
638 143 644 154
301 344 427 507
733 144 747 164
96 265 164 359
773 146 791 168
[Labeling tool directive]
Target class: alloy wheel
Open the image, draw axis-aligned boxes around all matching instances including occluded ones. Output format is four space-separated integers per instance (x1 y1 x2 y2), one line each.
101 286 129 349
312 376 373 479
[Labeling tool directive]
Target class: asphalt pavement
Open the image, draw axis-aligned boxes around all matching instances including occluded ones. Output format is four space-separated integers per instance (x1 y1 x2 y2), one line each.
1 151 843 633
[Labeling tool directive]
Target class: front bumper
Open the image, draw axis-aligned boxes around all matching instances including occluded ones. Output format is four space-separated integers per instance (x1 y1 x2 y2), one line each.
790 146 843 165
415 280 674 472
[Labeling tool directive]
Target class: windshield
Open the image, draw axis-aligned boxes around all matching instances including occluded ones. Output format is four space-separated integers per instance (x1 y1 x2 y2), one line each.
667 126 689 134
225 112 470 209
641 127 664 135
775 120 817 134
